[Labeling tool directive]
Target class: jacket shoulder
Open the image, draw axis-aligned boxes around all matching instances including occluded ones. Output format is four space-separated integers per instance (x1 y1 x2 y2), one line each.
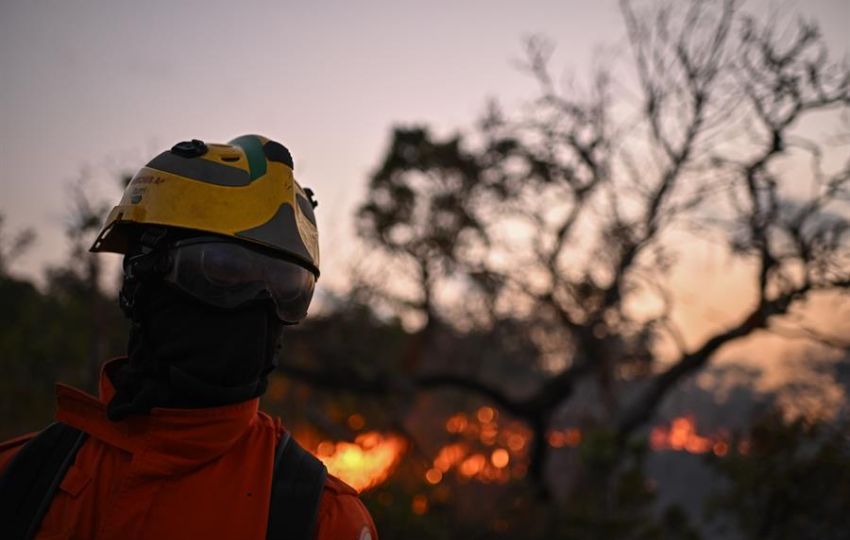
0 432 36 453
323 474 359 497
0 432 37 475
314 475 378 540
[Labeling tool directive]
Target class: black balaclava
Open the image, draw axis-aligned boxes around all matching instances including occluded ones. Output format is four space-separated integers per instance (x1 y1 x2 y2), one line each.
106 237 284 421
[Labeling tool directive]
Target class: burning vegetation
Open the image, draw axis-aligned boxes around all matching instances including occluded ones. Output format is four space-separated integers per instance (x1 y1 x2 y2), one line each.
427 406 531 485
314 431 407 492
649 414 748 457
308 409 747 496
651 415 724 455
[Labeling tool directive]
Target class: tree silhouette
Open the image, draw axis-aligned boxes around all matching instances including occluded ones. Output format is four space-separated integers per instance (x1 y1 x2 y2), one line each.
0 214 35 278
284 0 850 501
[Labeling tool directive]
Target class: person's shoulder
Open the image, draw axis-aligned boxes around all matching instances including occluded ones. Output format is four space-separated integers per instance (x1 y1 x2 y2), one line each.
0 432 36 452
323 474 360 497
0 432 38 475
315 474 378 540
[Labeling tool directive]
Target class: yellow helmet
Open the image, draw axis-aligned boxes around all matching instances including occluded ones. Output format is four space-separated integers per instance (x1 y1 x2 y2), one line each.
90 135 319 277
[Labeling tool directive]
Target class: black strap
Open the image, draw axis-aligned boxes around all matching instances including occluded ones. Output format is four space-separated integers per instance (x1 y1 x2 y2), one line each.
266 432 328 540
0 422 88 540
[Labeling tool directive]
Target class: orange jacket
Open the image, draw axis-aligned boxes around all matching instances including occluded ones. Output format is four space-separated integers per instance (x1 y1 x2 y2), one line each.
0 367 378 540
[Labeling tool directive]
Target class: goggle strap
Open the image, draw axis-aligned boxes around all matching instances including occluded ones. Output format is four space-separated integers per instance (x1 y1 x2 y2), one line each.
131 226 171 255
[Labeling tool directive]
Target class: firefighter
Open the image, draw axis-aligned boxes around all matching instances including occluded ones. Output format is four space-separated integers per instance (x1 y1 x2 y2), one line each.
0 136 378 540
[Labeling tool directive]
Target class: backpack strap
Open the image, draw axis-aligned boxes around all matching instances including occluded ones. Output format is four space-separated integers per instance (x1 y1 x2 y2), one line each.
0 422 88 540
266 431 328 540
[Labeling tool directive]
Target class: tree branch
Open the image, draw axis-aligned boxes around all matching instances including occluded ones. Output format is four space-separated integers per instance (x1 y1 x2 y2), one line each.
276 363 531 419
616 286 811 437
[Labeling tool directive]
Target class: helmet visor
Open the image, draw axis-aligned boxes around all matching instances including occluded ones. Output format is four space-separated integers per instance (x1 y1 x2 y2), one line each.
163 238 315 324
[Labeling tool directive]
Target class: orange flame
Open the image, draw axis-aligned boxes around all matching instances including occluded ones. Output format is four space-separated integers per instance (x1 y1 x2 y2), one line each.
547 427 582 448
434 410 739 490
429 407 532 484
312 411 739 495
315 431 406 492
650 414 729 455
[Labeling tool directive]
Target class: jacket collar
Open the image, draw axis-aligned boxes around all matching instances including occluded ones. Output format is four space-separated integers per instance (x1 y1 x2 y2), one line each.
55 358 260 476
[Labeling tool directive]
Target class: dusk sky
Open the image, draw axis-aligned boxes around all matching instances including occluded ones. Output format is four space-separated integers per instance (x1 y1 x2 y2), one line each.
1 0 847 292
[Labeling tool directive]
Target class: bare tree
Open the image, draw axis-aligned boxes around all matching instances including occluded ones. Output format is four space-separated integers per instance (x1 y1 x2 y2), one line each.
0 214 35 277
280 0 850 499
45 180 114 389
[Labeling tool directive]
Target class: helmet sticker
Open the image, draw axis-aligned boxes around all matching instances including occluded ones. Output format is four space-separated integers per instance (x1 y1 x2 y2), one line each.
130 187 145 204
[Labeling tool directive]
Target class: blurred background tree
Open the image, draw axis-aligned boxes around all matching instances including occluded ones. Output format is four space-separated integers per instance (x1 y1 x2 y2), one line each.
705 410 850 540
0 185 126 437
278 0 850 536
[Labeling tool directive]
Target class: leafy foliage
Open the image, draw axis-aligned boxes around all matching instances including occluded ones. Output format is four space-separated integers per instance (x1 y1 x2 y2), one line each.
706 411 850 540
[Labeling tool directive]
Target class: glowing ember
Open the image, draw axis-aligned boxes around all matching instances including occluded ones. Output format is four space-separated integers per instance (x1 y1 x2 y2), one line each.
434 443 468 472
347 413 365 431
490 448 510 468
650 414 728 455
547 427 582 448
411 494 429 515
430 409 531 484
460 453 487 477
507 433 526 452
477 406 496 423
315 432 406 492
445 414 468 433
425 468 443 485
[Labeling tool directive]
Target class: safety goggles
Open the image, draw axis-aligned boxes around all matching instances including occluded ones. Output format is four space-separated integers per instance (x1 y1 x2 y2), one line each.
156 237 316 324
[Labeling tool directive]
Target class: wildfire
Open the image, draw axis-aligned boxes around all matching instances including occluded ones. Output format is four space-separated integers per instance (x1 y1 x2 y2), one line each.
315 431 406 492
307 411 740 497
650 414 732 456
547 427 582 448
427 407 531 485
